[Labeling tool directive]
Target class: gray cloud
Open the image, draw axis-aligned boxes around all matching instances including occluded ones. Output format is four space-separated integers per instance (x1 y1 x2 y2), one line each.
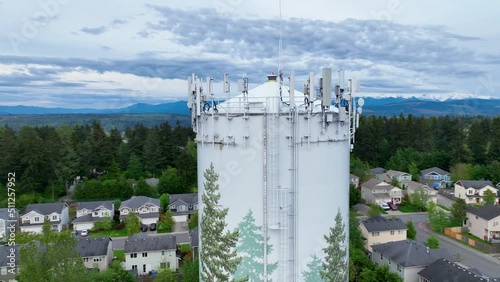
81 26 107 35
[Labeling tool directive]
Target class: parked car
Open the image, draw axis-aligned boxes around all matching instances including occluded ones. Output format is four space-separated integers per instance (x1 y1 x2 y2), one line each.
378 201 390 211
149 223 157 231
70 230 78 236
387 202 397 211
141 224 148 232
80 229 89 237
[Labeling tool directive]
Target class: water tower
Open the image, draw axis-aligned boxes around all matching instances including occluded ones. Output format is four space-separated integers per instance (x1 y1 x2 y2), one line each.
188 69 362 281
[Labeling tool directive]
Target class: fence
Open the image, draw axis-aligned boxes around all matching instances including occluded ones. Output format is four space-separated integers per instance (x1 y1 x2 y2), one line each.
444 227 500 253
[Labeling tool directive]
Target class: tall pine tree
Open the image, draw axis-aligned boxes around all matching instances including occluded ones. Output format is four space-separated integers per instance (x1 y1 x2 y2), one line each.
234 209 277 281
200 163 242 281
321 208 347 282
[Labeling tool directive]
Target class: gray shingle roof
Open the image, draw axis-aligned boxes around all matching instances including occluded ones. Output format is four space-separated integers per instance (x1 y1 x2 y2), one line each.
370 167 386 175
418 258 497 282
169 193 198 206
421 167 449 176
23 203 67 216
0 208 18 221
457 180 494 190
124 234 176 253
77 201 114 211
466 205 500 220
372 240 451 267
77 237 112 257
361 216 407 232
0 244 20 266
72 214 109 223
120 196 160 210
362 179 397 190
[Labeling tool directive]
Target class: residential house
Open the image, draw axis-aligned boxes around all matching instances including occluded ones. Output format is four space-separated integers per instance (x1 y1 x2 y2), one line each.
405 181 437 204
0 244 20 281
378 170 412 187
20 203 69 234
465 205 500 241
417 258 499 282
360 215 407 252
420 167 452 189
371 240 451 282
72 201 114 231
454 180 498 205
361 179 403 205
119 196 160 225
370 167 386 178
350 174 360 188
77 237 113 271
168 193 198 222
0 208 18 242
124 233 178 275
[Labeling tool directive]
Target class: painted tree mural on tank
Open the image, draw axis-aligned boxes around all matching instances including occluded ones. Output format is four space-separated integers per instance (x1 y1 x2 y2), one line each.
321 208 348 281
302 254 325 282
234 209 278 281
200 163 242 281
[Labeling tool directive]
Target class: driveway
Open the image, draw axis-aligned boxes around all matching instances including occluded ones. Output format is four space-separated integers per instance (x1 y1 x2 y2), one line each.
437 194 455 208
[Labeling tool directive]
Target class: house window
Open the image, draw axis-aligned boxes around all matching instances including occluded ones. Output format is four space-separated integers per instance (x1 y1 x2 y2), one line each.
179 205 187 212
398 230 403 235
380 253 383 260
476 216 478 220
83 258 89 262
142 252 147 257
130 253 137 258
161 251 165 256
34 217 40 222
388 260 391 265
52 215 57 220
160 262 167 269
93 257 102 262
143 264 146 273
1 267 7 275
397 264 402 272
390 231 395 235
371 232 380 237
132 265 137 270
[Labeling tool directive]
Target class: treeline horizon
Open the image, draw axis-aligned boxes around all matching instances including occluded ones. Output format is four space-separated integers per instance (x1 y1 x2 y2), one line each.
352 114 500 184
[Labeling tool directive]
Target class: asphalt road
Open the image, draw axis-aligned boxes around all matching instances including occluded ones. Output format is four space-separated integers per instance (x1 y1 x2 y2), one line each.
396 214 500 278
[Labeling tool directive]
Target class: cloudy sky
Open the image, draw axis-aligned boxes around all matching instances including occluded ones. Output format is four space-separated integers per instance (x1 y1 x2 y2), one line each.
1 0 500 108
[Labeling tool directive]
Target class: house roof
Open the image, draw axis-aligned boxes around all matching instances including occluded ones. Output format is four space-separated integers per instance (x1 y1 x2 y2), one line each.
0 244 20 266
77 237 112 257
466 205 500 220
406 181 434 193
169 193 198 206
362 179 399 191
120 196 160 210
385 170 410 178
77 201 114 211
124 233 176 253
119 212 160 221
189 226 199 248
421 167 449 176
175 232 191 244
361 216 407 232
418 258 498 282
370 167 386 175
72 214 109 223
371 240 451 267
456 180 494 190
0 208 18 221
23 202 67 216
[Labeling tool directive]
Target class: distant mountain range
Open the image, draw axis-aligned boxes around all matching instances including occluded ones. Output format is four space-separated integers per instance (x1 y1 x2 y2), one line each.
0 98 499 116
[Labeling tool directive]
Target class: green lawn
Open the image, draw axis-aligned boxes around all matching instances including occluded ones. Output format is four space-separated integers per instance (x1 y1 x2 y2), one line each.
397 203 425 213
113 250 125 262
437 204 451 211
89 229 128 238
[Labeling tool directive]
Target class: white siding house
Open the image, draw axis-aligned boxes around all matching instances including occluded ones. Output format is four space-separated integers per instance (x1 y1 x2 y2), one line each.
168 193 198 222
454 180 497 205
77 237 113 271
20 203 69 234
72 201 114 231
119 196 160 225
124 233 178 275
